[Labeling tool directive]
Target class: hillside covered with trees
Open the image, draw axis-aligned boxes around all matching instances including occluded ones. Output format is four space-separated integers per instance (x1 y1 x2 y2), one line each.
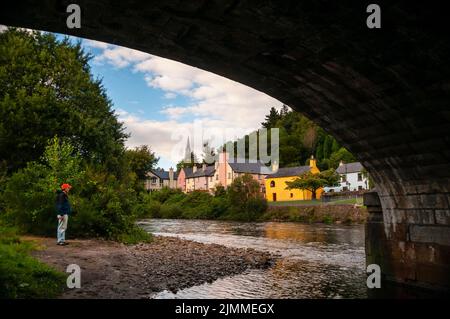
223 105 356 170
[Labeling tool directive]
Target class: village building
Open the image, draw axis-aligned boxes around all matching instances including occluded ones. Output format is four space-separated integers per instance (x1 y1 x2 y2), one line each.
265 157 322 202
185 164 216 192
145 168 177 191
210 151 268 194
177 166 193 192
323 161 369 192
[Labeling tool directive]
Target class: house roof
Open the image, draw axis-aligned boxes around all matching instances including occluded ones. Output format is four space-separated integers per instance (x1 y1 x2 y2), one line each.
336 162 364 174
150 169 177 180
268 165 311 178
188 165 215 178
180 167 193 178
228 161 268 174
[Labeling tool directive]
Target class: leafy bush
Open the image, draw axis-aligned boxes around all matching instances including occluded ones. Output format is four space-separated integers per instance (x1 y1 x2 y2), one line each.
149 187 184 203
160 204 183 219
144 174 268 221
0 137 148 242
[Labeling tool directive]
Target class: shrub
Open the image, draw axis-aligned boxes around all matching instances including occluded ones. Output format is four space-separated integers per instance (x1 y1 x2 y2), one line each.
150 187 183 203
116 227 153 245
160 204 183 219
0 137 145 241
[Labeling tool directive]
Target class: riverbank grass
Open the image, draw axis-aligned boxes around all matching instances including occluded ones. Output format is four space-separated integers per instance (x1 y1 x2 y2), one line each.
0 226 66 298
268 197 363 207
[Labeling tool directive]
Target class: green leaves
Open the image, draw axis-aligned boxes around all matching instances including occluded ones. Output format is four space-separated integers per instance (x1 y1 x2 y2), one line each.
0 28 127 173
285 169 340 199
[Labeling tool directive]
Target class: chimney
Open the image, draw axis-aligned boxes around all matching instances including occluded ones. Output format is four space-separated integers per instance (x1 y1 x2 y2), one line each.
169 167 174 185
219 151 229 164
272 160 279 173
339 160 344 167
309 155 317 168
202 163 207 171
193 165 197 173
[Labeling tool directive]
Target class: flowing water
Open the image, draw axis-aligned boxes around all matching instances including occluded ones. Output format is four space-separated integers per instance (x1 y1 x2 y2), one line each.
139 219 368 299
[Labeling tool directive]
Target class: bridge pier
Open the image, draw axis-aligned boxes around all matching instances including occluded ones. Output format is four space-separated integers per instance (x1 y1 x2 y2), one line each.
364 190 450 296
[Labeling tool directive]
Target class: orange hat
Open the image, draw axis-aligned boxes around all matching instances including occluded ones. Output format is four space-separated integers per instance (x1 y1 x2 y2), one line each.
61 183 72 190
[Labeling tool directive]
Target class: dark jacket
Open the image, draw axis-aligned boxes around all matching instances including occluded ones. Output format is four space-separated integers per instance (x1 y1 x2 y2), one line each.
55 190 72 216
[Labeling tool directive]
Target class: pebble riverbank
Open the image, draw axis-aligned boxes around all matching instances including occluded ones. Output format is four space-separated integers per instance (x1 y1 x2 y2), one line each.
29 236 277 299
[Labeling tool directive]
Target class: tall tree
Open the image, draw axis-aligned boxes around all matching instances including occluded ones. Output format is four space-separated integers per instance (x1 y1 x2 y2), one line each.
202 141 216 165
261 107 281 129
125 145 159 181
0 28 127 173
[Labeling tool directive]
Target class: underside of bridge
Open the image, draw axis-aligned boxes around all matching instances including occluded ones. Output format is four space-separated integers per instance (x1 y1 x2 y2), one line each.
1 1 449 293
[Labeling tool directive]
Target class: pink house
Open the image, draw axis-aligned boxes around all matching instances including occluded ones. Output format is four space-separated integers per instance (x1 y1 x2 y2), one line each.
177 152 269 195
184 164 215 192
177 166 193 192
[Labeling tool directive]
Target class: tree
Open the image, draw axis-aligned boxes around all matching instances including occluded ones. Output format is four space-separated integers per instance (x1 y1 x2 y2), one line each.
124 145 158 181
227 174 266 220
202 141 216 165
0 28 127 173
0 136 84 234
285 169 340 200
261 107 281 129
329 147 356 169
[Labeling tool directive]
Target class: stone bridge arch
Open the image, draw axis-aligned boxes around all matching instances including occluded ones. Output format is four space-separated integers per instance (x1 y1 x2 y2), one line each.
1 1 449 292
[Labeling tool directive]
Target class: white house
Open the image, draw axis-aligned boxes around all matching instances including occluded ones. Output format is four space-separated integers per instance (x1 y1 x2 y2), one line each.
324 161 369 193
145 168 177 191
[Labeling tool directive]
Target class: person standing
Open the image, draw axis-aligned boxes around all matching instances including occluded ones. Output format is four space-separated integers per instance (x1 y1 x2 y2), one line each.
56 183 72 245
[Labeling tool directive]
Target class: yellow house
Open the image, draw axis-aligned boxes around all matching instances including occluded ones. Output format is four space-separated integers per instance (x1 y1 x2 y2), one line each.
265 157 323 202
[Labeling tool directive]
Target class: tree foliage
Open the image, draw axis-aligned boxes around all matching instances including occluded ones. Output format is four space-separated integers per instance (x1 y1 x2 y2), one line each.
0 28 127 173
285 169 340 200
124 145 159 181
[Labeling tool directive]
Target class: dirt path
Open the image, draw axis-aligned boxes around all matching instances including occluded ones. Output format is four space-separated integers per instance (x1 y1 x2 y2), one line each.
27 236 276 299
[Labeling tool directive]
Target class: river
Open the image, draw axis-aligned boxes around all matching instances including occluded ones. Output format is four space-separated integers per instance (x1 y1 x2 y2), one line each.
138 219 368 299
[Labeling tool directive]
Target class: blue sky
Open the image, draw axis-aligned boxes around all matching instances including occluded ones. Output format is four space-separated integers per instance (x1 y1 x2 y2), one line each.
11 27 283 169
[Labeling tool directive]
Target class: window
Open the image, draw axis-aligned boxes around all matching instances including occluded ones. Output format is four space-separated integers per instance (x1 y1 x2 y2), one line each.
358 186 363 191
210 176 213 182
358 173 363 181
343 186 349 191
270 181 275 188
216 175 218 181
228 172 231 179
290 193 293 198
341 175 347 182
151 177 157 184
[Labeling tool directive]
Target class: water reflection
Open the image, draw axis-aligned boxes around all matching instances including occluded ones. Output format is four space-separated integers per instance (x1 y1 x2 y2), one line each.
139 219 367 299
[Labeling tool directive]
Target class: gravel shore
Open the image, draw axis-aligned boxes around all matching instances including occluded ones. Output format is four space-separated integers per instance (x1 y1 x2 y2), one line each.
29 236 277 298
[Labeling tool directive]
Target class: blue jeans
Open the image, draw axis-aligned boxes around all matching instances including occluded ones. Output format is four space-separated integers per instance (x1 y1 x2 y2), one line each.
57 215 69 243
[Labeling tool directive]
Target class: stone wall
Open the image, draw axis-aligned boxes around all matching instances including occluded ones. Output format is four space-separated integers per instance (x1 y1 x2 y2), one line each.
365 191 450 292
265 204 367 224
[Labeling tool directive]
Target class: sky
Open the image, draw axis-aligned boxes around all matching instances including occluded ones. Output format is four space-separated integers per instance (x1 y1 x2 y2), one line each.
2 25 283 169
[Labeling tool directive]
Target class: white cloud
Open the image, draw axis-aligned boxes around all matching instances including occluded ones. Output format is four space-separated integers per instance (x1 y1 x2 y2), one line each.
92 45 150 68
164 92 177 99
83 39 109 49
84 40 283 167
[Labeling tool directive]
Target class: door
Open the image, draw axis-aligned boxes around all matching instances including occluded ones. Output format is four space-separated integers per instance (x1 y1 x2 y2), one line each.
272 193 277 202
